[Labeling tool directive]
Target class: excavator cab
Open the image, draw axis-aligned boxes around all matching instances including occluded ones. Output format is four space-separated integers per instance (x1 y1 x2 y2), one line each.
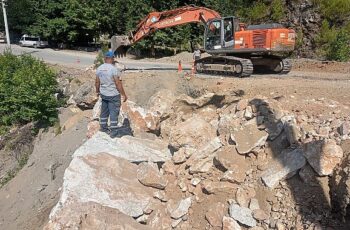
205 17 236 51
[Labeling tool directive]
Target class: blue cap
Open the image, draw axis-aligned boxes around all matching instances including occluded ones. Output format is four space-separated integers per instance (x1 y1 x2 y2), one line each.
104 51 115 58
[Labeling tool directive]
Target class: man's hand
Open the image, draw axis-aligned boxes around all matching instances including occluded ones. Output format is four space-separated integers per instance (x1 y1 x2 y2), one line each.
122 94 128 102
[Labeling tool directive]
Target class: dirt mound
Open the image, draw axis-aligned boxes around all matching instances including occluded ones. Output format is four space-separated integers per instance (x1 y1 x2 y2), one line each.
292 59 350 74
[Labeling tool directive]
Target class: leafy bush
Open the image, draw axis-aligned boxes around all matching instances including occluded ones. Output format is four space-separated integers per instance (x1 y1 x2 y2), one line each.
247 2 269 23
327 30 350 61
316 20 350 61
271 0 285 21
320 0 350 22
0 50 58 127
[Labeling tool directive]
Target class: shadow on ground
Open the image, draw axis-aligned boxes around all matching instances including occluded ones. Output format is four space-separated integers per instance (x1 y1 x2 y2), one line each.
252 98 350 229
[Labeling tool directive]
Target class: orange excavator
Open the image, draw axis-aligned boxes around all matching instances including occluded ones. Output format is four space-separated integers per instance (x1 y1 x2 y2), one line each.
111 6 296 77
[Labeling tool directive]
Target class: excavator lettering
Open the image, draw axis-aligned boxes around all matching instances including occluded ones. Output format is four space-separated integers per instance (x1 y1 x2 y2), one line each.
111 6 296 77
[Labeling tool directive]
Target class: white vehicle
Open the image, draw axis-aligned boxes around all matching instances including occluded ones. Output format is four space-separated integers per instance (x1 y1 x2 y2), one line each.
0 32 5 43
19 35 48 48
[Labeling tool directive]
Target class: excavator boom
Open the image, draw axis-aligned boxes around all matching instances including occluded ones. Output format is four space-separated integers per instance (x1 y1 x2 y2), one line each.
111 6 220 55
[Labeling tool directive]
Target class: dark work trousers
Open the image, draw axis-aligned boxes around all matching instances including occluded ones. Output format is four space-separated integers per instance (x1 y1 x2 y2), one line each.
100 94 121 136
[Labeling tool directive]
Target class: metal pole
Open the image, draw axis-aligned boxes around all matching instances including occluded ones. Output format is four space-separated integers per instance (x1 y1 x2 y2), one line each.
1 0 10 45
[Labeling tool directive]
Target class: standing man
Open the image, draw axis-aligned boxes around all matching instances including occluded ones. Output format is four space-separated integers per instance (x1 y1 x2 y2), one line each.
95 51 128 138
193 48 201 61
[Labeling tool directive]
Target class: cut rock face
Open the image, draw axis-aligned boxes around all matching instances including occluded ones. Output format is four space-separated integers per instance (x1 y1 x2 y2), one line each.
261 148 306 188
231 122 268 154
49 153 155 219
74 132 171 163
304 140 344 176
229 203 256 227
137 162 168 189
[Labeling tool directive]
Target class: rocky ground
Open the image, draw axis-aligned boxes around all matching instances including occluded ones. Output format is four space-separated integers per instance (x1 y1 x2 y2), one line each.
1 59 350 230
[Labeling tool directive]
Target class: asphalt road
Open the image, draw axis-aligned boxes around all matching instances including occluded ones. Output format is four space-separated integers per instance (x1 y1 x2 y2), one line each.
0 44 191 71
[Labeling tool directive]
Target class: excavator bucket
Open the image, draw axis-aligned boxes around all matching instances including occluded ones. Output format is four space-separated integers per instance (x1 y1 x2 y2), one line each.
110 35 132 57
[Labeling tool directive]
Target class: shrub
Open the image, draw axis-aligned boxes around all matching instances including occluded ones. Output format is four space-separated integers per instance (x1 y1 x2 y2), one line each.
0 50 58 128
271 0 285 22
247 2 269 23
327 30 350 61
320 0 350 22
316 20 350 61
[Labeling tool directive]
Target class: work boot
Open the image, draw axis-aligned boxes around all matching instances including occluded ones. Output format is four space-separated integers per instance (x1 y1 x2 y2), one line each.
99 128 110 134
110 129 121 138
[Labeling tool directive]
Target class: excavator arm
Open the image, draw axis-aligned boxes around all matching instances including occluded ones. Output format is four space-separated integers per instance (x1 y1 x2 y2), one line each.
111 6 220 55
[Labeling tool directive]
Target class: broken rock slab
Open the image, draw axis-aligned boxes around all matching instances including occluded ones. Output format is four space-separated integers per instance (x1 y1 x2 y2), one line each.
44 201 151 230
74 132 171 163
48 153 155 219
205 202 226 228
169 115 218 150
167 197 192 219
147 89 176 118
122 101 159 133
202 181 237 194
73 82 98 110
339 121 350 136
229 203 257 227
304 139 344 176
188 137 222 174
261 148 306 188
231 122 268 154
222 216 241 230
137 162 168 189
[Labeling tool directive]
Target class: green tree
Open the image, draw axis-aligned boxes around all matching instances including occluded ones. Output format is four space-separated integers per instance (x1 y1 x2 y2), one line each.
271 0 285 22
327 30 350 61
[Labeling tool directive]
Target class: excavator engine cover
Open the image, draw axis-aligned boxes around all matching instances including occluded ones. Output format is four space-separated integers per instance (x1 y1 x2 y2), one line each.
110 35 131 56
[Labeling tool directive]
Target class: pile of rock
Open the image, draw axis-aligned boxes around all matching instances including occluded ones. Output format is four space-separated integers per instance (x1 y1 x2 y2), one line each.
45 90 350 229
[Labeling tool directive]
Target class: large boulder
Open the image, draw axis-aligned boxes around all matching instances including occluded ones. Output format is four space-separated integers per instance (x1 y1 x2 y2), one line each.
261 148 306 188
168 115 218 150
73 82 98 110
231 122 268 154
74 132 171 163
44 201 151 230
122 101 159 134
121 90 176 134
48 153 155 219
229 203 256 227
147 89 176 118
188 137 222 174
205 202 226 228
137 163 168 189
304 140 344 176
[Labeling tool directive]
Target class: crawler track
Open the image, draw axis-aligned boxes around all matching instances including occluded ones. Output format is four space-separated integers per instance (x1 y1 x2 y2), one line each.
195 56 253 78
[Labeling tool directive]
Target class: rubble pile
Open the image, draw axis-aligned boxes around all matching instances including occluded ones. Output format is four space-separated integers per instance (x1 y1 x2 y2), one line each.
46 89 350 229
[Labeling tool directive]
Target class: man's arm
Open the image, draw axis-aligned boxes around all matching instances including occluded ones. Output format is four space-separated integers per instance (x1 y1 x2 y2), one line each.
95 75 100 95
114 78 128 102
